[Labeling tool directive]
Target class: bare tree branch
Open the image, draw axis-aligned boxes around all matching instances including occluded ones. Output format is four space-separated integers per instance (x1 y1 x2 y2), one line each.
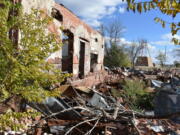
127 39 147 68
64 117 99 135
84 118 101 135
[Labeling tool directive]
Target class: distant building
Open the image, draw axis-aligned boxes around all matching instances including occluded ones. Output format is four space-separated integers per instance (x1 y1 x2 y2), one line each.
135 56 153 67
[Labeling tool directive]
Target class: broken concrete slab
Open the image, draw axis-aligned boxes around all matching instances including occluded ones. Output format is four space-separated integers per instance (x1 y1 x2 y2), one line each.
28 97 82 120
88 93 110 110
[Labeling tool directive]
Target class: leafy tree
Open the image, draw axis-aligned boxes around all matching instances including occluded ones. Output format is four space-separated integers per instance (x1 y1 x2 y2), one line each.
0 0 69 130
0 2 65 103
125 0 180 45
156 51 167 67
100 19 130 67
174 60 180 67
104 44 131 67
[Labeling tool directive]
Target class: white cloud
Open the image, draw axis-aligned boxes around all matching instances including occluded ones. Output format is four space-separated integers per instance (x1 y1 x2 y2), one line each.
147 43 156 50
151 41 170 46
151 33 180 46
84 19 101 27
119 38 132 45
55 0 125 27
107 7 117 15
118 39 155 51
162 33 180 40
119 7 126 14
104 37 131 45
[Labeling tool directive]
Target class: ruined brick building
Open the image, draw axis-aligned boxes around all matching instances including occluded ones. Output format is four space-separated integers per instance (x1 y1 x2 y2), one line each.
16 0 104 80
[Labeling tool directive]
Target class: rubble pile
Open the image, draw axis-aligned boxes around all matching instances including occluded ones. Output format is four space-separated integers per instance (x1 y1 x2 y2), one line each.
1 68 180 135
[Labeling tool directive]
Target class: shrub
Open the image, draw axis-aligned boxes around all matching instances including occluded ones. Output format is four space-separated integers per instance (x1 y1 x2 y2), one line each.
0 1 68 130
122 79 154 111
104 44 131 68
0 111 40 131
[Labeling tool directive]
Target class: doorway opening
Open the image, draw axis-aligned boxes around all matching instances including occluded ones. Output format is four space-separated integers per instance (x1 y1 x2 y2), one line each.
62 30 73 73
79 41 85 78
90 53 98 72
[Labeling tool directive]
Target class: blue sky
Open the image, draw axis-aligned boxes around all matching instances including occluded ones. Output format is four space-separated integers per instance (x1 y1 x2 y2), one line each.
56 0 180 64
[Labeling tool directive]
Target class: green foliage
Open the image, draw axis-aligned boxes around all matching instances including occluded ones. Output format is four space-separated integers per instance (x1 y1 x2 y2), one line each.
156 51 166 67
111 88 122 98
123 79 145 100
0 111 40 131
104 44 131 68
174 61 180 67
0 1 68 103
125 0 180 45
122 79 154 111
0 1 70 131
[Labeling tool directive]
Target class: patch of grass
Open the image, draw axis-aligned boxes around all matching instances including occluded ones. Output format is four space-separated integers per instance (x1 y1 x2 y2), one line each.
111 88 122 98
113 79 154 111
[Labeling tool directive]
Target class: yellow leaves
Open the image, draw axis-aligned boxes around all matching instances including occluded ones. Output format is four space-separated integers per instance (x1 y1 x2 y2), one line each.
172 0 177 8
172 29 177 35
164 0 170 9
127 1 160 13
170 23 179 37
154 17 166 28
137 3 142 13
154 17 160 23
127 0 179 17
150 2 155 9
162 21 165 28
132 4 136 12
171 23 176 29
153 0 158 2
157 2 163 9
129 2 153 13
154 17 180 36
158 0 179 17
126 0 180 45
143 2 147 12
172 38 180 45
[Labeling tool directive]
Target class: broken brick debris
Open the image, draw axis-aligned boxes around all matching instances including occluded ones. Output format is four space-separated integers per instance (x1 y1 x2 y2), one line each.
12 68 178 135
0 67 180 134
